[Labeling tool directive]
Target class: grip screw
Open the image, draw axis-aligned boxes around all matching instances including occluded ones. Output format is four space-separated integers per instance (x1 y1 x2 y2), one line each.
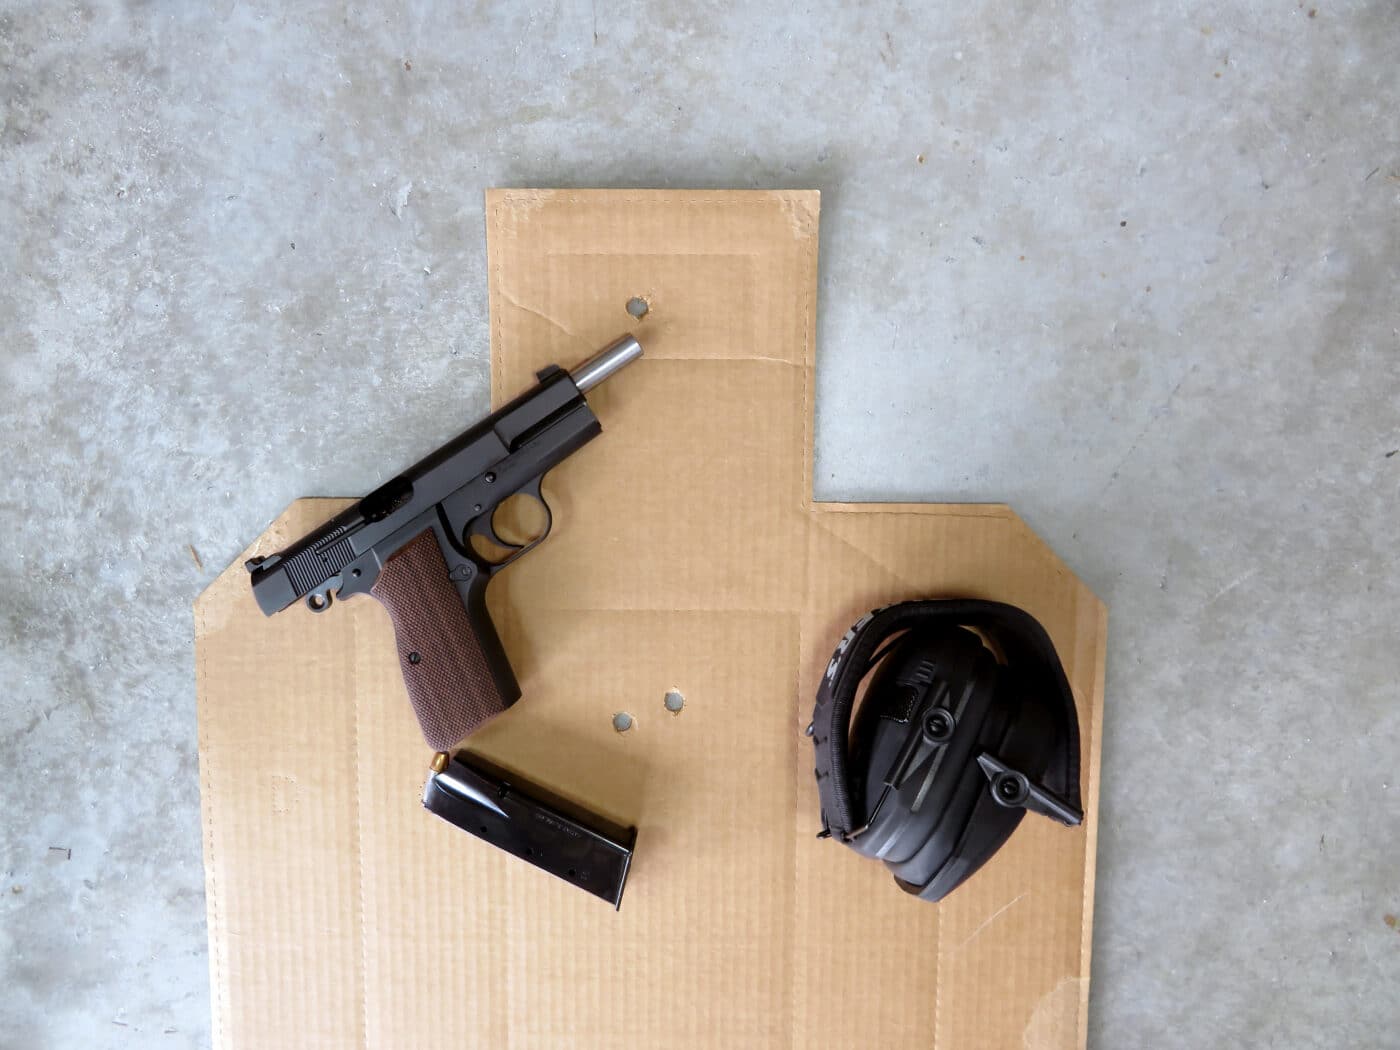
408 651 422 665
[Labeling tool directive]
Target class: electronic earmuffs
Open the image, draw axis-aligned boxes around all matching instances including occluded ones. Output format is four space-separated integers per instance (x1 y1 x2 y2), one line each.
808 600 1084 902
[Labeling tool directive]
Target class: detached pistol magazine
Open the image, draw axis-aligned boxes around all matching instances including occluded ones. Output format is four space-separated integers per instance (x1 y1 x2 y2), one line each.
246 335 643 749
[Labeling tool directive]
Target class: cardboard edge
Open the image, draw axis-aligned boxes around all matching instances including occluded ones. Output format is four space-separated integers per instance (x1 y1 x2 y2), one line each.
486 190 506 404
193 596 229 1050
484 187 821 212
806 499 1106 615
1002 508 1108 1050
1006 509 1108 618
807 500 1014 518
1074 598 1109 1049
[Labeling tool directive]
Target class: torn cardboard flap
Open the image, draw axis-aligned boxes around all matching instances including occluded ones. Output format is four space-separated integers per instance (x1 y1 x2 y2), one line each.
196 189 1105 1049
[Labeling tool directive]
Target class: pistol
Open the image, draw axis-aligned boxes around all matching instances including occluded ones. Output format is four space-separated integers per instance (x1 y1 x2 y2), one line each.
246 335 643 749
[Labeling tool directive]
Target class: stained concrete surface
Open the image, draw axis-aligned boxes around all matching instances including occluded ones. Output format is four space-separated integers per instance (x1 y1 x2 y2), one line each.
1 1 1397 1046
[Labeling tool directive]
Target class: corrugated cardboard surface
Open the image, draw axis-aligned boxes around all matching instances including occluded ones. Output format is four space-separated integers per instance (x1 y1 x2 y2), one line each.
195 190 1106 1049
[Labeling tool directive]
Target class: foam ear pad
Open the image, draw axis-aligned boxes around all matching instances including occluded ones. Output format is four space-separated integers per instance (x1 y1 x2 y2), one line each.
809 601 1083 902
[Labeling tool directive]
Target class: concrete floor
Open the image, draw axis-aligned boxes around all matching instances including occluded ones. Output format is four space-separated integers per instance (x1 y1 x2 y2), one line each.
2 1 1397 1047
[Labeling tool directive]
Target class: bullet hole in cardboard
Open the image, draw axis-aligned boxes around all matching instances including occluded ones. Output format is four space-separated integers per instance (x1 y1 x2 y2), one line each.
664 689 685 714
613 711 634 733
626 296 650 320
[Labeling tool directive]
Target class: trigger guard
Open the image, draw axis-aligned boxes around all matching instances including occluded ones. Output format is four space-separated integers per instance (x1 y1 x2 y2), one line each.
464 482 553 573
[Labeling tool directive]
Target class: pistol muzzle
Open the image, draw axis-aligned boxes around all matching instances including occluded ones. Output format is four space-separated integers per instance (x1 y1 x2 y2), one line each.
570 335 643 393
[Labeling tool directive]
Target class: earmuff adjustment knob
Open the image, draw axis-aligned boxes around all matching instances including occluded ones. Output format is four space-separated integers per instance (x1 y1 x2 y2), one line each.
991 771 1030 807
976 752 1084 827
922 708 956 743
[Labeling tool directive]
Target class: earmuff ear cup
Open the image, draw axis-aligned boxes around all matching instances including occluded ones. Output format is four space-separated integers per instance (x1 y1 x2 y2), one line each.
847 628 986 798
850 625 1026 898
809 600 1083 904
893 670 1054 900
894 782 1026 901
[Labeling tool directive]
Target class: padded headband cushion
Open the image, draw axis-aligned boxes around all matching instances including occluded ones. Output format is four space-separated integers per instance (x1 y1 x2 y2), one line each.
811 600 1080 839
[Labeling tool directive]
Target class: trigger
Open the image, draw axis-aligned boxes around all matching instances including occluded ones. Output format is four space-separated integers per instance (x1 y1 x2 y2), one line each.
474 513 523 551
520 478 553 543
522 478 551 522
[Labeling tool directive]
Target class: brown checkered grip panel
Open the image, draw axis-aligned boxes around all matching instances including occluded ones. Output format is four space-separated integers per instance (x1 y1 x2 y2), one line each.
369 529 520 749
